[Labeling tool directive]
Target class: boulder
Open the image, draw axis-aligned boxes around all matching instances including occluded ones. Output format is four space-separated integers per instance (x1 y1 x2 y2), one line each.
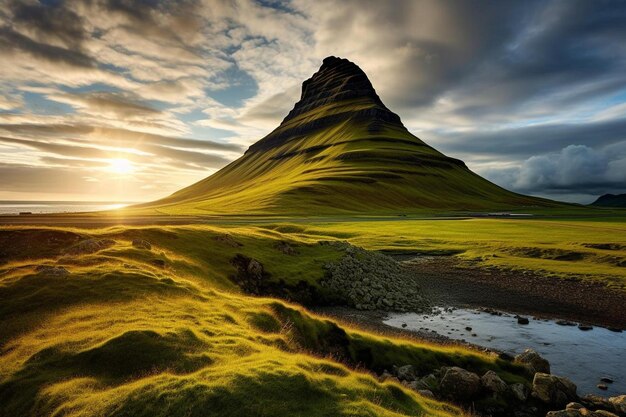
417 389 435 399
515 348 551 374
439 367 481 401
66 238 115 254
547 408 619 417
481 370 508 394
35 265 69 277
566 403 584 410
546 410 582 417
531 373 577 407
510 383 529 402
609 395 626 414
132 239 151 250
414 373 438 391
213 234 242 247
394 364 417 381
581 394 616 412
247 259 263 278
274 240 298 255
592 411 619 417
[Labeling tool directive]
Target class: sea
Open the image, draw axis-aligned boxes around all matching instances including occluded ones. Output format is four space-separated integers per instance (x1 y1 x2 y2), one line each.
0 201 134 215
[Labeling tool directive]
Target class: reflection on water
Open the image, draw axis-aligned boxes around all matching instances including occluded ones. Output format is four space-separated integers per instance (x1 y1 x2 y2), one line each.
384 307 626 395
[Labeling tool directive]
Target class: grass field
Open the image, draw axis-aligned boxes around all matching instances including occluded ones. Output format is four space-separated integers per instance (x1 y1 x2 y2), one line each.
1 223 534 417
293 218 626 290
2 216 625 416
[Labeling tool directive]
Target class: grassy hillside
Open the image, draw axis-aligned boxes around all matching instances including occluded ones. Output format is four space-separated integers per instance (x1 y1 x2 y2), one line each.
131 57 562 216
1 224 531 417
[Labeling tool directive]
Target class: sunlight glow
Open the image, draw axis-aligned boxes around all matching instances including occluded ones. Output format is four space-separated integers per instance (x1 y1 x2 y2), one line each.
107 158 134 174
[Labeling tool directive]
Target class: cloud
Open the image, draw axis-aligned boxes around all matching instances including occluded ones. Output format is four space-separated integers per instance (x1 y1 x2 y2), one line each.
482 145 626 202
0 0 625 202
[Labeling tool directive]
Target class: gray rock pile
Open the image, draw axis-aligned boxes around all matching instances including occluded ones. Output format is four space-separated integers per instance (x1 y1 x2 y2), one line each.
319 241 429 312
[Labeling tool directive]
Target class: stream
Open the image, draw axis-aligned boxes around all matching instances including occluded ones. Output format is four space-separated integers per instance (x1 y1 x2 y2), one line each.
384 307 626 396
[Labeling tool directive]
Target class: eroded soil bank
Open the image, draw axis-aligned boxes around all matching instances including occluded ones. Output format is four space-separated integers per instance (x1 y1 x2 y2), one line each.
403 256 626 330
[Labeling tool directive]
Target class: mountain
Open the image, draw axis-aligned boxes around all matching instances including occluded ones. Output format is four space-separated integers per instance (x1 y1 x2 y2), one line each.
591 194 626 208
140 56 558 215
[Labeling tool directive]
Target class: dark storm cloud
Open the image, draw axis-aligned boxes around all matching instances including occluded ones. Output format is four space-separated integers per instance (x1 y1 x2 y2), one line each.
9 0 88 49
436 117 626 159
481 144 626 202
0 26 95 68
441 1 626 119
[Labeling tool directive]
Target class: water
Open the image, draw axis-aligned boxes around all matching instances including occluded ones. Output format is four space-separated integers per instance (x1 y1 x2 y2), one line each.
0 201 132 215
384 307 626 396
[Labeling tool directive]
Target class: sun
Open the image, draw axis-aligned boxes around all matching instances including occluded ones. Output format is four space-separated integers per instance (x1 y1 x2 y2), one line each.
107 158 134 174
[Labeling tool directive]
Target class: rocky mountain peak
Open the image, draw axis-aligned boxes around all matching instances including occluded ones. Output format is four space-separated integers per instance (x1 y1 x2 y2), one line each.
282 56 388 122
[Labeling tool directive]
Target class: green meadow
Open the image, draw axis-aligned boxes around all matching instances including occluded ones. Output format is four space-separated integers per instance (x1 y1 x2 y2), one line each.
2 216 625 416
0 223 531 417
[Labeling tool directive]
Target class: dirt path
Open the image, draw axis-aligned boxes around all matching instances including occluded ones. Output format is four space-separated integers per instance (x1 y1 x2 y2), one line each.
405 256 626 329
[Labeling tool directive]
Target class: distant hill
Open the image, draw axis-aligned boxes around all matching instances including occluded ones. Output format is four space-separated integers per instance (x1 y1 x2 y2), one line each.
138 56 561 215
591 194 626 208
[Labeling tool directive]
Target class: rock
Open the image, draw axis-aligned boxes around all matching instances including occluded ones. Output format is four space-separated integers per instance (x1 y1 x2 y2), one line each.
600 377 614 384
532 373 577 407
439 367 481 401
556 320 577 326
598 384 608 390
213 234 242 247
151 259 166 268
401 323 407 328
465 326 472 331
546 411 583 417
510 383 529 402
394 365 417 381
274 240 298 255
581 394 615 412
35 265 69 277
518 316 530 325
414 374 438 391
592 411 619 417
578 324 593 331
481 370 508 393
417 389 435 399
546 411 581 417
566 402 584 410
609 395 626 414
66 238 115 255
515 348 551 374
132 239 151 250
247 259 263 278
379 370 394 381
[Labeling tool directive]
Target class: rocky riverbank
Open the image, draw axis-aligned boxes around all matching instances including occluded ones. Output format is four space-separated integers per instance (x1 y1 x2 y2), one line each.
376 349 625 417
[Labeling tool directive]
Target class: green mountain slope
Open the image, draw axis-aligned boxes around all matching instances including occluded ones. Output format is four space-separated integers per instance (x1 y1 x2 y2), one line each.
139 56 559 215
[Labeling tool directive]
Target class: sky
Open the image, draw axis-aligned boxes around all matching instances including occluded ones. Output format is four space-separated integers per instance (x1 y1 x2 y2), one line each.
1 0 625 204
